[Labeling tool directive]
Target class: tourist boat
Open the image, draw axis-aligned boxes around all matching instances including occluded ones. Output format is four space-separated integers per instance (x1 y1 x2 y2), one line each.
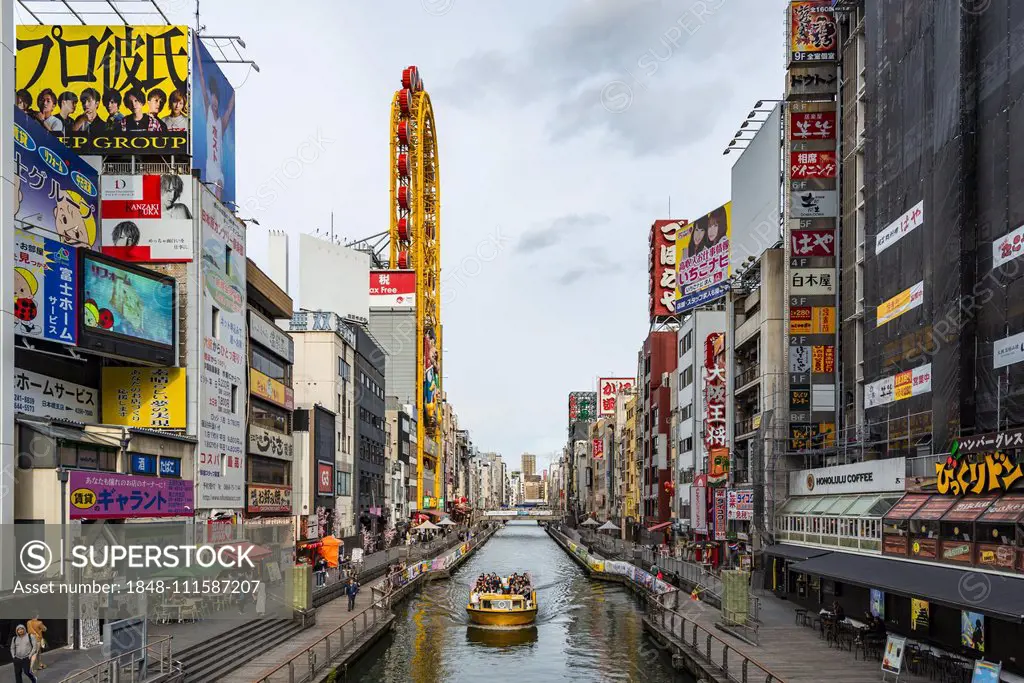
466 574 537 626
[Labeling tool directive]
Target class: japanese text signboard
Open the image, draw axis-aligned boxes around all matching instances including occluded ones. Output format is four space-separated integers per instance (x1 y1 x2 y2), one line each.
15 25 191 155
790 151 836 179
727 489 754 521
713 488 728 541
14 368 97 422
649 220 685 320
790 229 836 257
101 367 186 428
592 438 604 460
101 175 195 262
789 1 838 64
369 270 416 308
568 391 597 423
198 188 247 508
247 485 292 513
675 203 731 314
69 470 193 519
703 333 728 486
598 378 634 416
14 229 78 345
789 111 836 141
876 201 924 256
13 108 100 250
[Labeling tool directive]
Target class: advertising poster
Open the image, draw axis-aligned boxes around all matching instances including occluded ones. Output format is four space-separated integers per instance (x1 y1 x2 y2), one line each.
727 489 753 521
962 611 985 652
69 470 193 519
881 635 905 675
789 1 838 63
675 203 731 312
876 281 924 328
14 229 78 345
876 201 924 255
101 367 185 428
713 488 727 541
81 253 175 348
649 220 684 320
870 589 885 618
598 378 634 416
198 188 247 508
972 660 1002 683
911 599 930 632
101 175 195 262
424 323 441 427
865 364 932 409
13 108 100 248
14 368 97 422
369 270 416 307
192 34 237 204
15 25 190 155
993 224 1024 270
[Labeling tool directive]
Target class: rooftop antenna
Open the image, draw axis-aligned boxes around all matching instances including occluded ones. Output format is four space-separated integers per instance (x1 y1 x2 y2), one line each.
668 196 671 217
331 212 335 243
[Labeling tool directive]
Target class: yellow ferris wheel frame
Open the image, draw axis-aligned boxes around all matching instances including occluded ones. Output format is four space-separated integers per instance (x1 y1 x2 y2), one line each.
389 66 442 510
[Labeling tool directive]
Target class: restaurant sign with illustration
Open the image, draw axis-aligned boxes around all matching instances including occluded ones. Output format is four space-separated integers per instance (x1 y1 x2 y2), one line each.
933 436 1024 495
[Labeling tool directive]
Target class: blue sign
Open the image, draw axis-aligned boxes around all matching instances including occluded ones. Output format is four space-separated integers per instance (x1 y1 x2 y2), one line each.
674 282 729 315
131 453 157 475
192 35 236 205
14 230 78 345
159 457 181 477
13 108 100 249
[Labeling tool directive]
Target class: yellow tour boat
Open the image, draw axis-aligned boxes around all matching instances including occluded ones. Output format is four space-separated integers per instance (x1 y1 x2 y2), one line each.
466 574 537 627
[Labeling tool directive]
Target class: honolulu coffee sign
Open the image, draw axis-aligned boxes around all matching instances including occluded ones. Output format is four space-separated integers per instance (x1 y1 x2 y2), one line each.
791 458 905 496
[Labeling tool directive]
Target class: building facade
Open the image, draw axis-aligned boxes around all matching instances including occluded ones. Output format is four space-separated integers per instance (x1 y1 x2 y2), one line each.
640 331 678 525
353 325 387 532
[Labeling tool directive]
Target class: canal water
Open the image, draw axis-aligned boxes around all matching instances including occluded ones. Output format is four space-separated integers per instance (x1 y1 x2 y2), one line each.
347 522 693 682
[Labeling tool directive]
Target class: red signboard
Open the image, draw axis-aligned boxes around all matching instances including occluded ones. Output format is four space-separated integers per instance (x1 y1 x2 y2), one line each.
369 270 416 307
790 151 836 179
790 229 836 257
703 334 727 483
649 220 686 321
790 111 836 141
598 377 635 416
317 462 334 495
592 438 604 460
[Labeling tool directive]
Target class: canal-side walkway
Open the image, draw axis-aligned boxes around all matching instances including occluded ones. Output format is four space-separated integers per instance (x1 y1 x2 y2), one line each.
229 524 500 683
547 526 944 683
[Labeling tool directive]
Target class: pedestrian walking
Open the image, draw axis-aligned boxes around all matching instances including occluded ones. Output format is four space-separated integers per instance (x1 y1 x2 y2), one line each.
346 578 360 611
26 616 46 671
254 581 267 617
10 624 39 683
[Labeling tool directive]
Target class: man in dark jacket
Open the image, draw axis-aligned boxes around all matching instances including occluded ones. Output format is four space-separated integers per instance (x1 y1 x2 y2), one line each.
346 578 360 611
10 624 38 683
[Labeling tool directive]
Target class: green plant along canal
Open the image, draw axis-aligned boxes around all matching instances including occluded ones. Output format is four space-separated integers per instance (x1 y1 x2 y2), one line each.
346 522 693 682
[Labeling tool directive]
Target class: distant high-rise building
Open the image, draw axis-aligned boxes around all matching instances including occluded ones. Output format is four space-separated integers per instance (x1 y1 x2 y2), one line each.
521 453 536 478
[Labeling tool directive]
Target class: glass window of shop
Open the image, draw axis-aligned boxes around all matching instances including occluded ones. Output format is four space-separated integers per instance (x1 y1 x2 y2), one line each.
251 345 290 384
251 399 290 433
59 444 117 471
249 454 289 486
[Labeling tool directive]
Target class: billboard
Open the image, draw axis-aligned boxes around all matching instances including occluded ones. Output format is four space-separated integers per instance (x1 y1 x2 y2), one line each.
13 108 99 248
191 34 236 205
80 251 175 349
198 188 247 508
790 111 836 140
69 470 193 520
598 378 634 416
14 229 78 345
101 175 195 262
568 391 597 423
649 220 685 320
15 25 190 155
703 333 728 486
14 368 97 422
675 203 731 313
727 489 753 521
592 438 604 459
250 368 294 410
424 323 440 427
691 485 707 534
788 1 838 64
101 367 185 429
876 281 924 328
875 201 924 255
789 150 836 180
369 270 416 307
713 488 728 540
865 364 932 410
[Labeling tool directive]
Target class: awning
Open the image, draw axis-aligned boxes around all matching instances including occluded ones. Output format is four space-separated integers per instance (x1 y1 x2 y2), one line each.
979 495 1024 523
415 509 444 519
942 495 998 522
764 544 832 562
883 493 930 520
17 418 121 449
912 496 957 521
789 552 1024 622
647 521 672 532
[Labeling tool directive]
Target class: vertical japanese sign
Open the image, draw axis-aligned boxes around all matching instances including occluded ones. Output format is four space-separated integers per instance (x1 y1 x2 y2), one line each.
101 367 186 428
198 187 247 508
14 229 77 345
649 220 685 321
15 25 190 155
13 108 100 249
598 378 634 416
713 488 728 541
703 333 728 485
568 391 596 424
592 438 604 460
785 30 839 450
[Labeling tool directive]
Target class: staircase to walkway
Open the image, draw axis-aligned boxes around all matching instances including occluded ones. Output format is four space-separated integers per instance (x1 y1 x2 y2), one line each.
176 618 306 682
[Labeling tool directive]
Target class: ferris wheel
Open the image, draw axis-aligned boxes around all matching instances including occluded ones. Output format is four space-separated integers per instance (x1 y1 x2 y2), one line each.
389 66 442 505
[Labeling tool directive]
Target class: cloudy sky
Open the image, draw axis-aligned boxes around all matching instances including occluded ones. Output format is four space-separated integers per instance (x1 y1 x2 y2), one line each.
18 0 786 471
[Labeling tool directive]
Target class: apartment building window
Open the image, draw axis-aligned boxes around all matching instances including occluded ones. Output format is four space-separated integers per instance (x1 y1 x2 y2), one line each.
337 471 351 496
251 400 289 433
680 366 694 390
679 404 692 421
337 393 342 414
211 306 221 338
225 245 233 276
679 331 692 356
252 346 289 383
230 384 239 413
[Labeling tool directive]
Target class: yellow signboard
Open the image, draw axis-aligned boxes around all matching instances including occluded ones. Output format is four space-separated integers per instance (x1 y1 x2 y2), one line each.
877 282 924 327
101 367 185 428
250 368 292 409
15 25 191 155
812 306 835 334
